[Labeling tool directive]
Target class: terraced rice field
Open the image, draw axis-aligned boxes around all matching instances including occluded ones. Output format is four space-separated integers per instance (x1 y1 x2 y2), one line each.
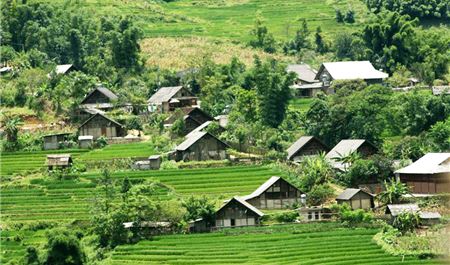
105 225 445 265
1 166 281 223
1 141 156 177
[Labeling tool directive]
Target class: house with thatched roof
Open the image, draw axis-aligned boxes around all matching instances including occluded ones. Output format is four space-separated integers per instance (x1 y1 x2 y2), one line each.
325 139 378 171
148 86 198 113
315 61 388 86
241 176 303 209
395 153 450 194
286 136 329 161
336 188 374 210
79 113 125 139
170 131 229 162
47 154 73 170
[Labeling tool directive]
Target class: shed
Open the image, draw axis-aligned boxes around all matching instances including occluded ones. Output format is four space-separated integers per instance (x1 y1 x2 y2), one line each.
395 153 450 194
170 131 229 162
215 196 264 228
286 136 329 161
148 86 198 113
78 135 93 149
325 139 378 171
47 154 73 170
43 133 71 150
80 86 118 111
336 188 374 210
287 64 318 84
79 113 125 139
385 204 441 225
315 61 388 85
241 176 303 209
215 115 229 127
299 206 332 222
149 155 162 170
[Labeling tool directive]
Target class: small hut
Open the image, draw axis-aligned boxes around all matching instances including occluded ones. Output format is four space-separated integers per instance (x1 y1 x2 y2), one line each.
385 204 441 225
170 131 229 162
215 196 264 228
286 136 329 161
149 155 162 170
241 176 303 209
299 206 332 222
78 135 94 149
47 154 73 170
336 188 374 210
43 133 71 150
79 113 125 139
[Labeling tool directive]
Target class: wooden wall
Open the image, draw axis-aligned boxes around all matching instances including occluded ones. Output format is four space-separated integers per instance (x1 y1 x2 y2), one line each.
215 200 260 227
246 179 302 209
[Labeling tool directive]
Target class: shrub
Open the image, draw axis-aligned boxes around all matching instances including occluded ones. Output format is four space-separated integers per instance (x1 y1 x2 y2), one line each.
95 136 108 148
307 183 334 206
275 211 299 223
393 212 420 234
332 204 373 227
160 160 179 170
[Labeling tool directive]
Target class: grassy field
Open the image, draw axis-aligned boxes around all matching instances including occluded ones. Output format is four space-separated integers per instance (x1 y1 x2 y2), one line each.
104 224 445 265
289 97 315 112
1 165 282 223
33 0 367 41
1 141 156 177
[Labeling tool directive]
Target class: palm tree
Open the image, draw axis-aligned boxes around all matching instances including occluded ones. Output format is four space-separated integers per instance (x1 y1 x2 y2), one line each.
334 151 361 171
377 178 410 205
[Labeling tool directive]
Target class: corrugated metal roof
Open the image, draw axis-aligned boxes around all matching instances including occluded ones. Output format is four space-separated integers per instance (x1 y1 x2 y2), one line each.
291 82 325 90
148 86 183 104
325 139 368 160
175 131 207 151
387 204 420 216
79 113 123 129
241 176 281 201
55 64 73 74
81 86 118 105
217 196 264 217
287 64 317 83
78 135 93 140
185 121 213 138
286 136 314 160
419 211 441 219
336 188 373 200
317 61 388 80
395 153 450 174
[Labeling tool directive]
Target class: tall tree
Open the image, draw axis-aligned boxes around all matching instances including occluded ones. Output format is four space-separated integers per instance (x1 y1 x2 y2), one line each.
314 26 327 54
249 16 276 53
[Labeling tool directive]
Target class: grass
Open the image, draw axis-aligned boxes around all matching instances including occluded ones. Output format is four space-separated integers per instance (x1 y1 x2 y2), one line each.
104 224 446 265
289 97 315 112
32 0 367 41
0 165 281 223
1 141 156 177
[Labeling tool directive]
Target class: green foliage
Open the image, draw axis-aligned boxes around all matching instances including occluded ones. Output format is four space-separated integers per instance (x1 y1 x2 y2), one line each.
182 196 216 226
283 19 310 55
428 118 450 151
335 9 344 22
344 9 356 23
393 212 420 234
170 117 186 138
95 136 108 148
307 183 335 206
298 154 333 192
249 16 276 53
333 31 366 60
377 178 410 205
274 211 299 223
341 155 393 187
333 204 374 227
3 116 23 151
42 227 86 265
314 26 328 54
364 0 449 19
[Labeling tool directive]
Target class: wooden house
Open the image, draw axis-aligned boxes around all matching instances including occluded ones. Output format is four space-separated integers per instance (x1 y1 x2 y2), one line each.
395 153 450 194
43 133 71 150
287 64 328 97
79 113 125 139
385 204 441 225
215 196 264 228
241 176 303 209
286 136 329 161
336 188 374 210
80 86 118 111
165 107 214 136
170 131 229 162
325 139 378 171
47 154 72 170
315 61 388 86
148 86 198 113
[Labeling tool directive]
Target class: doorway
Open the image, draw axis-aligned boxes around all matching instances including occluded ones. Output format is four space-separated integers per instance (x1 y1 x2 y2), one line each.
230 219 236 226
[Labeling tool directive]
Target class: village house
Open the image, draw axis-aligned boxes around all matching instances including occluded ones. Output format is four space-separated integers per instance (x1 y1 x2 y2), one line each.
286 136 329 161
315 61 388 87
395 153 450 194
185 121 225 139
80 85 119 112
164 107 214 135
46 154 73 170
43 133 71 150
241 176 303 209
336 188 374 210
385 204 441 225
287 64 329 97
170 131 229 162
79 113 125 139
148 86 198 113
325 139 378 171
299 206 332 222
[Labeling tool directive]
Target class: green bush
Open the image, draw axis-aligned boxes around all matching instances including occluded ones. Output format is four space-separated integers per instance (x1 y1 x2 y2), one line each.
393 212 420 234
160 160 179 170
274 211 299 223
